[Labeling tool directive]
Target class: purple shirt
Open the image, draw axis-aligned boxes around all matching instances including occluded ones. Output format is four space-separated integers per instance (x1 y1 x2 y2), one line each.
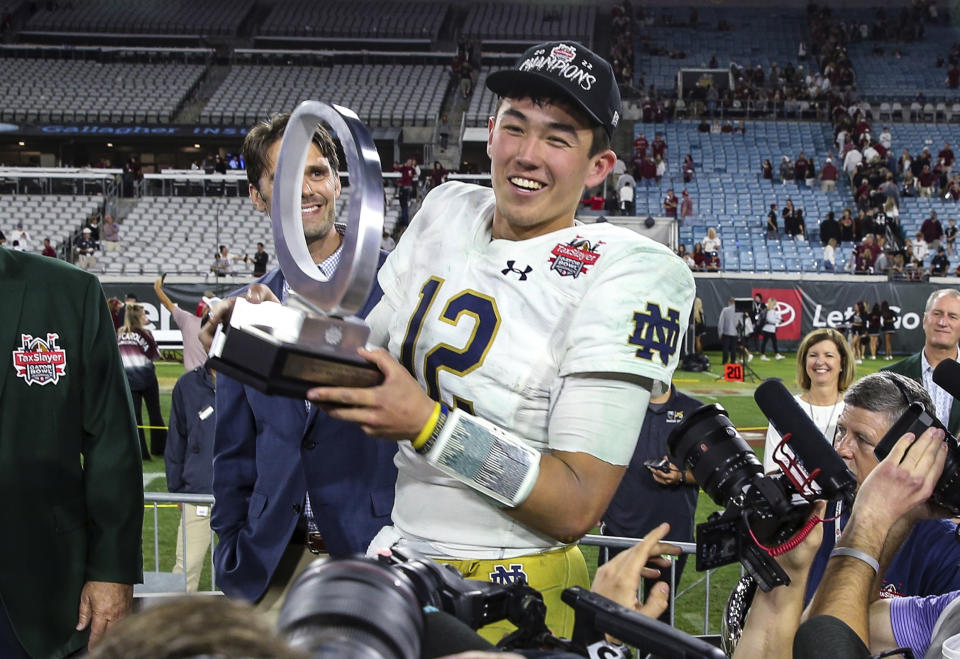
891 590 960 658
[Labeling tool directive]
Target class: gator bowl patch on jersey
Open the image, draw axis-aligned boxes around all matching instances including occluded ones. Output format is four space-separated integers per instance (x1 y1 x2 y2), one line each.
549 236 604 278
12 333 67 386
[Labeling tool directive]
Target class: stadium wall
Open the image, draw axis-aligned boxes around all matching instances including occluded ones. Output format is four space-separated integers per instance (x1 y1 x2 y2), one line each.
102 274 945 356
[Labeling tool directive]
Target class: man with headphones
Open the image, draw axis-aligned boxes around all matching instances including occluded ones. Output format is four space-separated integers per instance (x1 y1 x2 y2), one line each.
802 372 960 603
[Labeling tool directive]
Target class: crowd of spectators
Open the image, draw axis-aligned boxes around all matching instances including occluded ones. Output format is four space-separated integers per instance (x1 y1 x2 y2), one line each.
818 95 960 278
609 1 634 85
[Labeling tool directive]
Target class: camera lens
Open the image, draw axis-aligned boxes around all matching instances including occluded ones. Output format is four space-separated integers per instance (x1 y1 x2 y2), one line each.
667 404 764 506
278 558 424 659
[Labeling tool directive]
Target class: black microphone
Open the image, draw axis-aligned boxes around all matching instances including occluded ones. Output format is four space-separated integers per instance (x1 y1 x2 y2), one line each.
933 358 960 401
420 609 496 658
793 615 871 659
754 379 856 502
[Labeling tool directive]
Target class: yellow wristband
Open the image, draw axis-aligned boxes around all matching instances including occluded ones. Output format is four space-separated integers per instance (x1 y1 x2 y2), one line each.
410 401 442 450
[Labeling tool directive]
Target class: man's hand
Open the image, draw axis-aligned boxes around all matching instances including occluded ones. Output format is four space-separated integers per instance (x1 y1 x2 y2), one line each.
591 522 681 621
856 425 947 531
649 456 686 487
306 347 436 440
76 581 133 648
778 500 826 580
197 284 279 353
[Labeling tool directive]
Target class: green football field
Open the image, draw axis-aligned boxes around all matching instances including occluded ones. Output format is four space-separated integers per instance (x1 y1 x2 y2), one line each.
146 354 891 635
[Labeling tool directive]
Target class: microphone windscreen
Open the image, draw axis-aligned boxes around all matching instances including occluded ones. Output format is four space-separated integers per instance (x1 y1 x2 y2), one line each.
933 358 960 401
793 615 870 659
420 610 495 659
754 379 856 499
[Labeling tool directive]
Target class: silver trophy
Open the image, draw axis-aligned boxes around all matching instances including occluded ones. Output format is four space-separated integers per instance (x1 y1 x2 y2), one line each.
208 101 384 397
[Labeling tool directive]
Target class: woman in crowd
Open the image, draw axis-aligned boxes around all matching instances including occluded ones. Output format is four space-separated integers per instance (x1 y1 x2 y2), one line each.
693 297 706 354
881 300 899 360
782 198 796 230
750 292 765 352
839 209 855 243
822 237 837 270
867 302 883 360
763 327 854 472
762 328 855 473
117 302 165 460
702 226 721 253
902 170 919 197
759 298 784 361
682 154 695 182
691 242 706 270
850 301 868 363
677 244 696 270
762 159 774 182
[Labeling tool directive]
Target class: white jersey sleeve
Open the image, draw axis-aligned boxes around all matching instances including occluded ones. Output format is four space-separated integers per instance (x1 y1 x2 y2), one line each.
559 233 696 386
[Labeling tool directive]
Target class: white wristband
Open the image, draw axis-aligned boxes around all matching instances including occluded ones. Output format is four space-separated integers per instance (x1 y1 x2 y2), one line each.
829 546 880 575
419 408 540 508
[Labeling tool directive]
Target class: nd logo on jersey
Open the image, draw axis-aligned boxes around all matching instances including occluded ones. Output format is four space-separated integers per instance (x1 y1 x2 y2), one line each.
489 564 528 586
12 333 67 386
628 303 681 366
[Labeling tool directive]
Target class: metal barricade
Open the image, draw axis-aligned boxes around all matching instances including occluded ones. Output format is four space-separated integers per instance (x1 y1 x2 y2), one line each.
138 495 732 636
141 492 217 595
580 533 726 635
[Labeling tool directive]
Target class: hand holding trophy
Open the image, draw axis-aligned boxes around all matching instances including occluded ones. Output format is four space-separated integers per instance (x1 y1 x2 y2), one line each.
208 101 385 397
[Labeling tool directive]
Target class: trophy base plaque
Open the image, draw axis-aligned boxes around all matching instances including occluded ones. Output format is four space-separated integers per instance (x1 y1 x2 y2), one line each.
207 298 384 399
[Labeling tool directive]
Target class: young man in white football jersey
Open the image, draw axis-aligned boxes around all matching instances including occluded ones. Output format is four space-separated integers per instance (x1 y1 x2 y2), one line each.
305 41 696 641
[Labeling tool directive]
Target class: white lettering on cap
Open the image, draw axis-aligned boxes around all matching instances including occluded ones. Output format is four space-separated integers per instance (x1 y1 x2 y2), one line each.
518 54 597 91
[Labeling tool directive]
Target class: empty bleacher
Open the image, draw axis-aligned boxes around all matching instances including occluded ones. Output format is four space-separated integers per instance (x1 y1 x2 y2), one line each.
462 3 595 45
633 120 839 274
87 183 403 276
0 57 205 123
634 8 807 93
200 63 449 128
23 0 255 36
1 194 101 251
259 1 447 41
463 70 498 127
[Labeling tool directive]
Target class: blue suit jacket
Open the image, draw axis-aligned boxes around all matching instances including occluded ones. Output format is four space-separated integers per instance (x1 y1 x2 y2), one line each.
211 257 398 602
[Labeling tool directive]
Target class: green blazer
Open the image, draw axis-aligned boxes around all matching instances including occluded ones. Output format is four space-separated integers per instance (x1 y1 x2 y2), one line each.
882 352 960 436
0 250 143 658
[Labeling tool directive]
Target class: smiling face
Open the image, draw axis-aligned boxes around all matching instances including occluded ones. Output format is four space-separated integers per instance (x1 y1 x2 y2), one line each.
922 293 960 355
805 339 842 391
249 140 341 262
487 97 614 240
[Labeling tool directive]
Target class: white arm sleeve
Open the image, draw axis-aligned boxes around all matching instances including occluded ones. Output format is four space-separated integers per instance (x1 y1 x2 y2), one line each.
548 375 651 465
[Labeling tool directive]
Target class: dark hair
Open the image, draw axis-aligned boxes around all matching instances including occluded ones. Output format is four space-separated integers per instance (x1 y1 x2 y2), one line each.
493 93 610 157
243 113 340 190
257 241 264 248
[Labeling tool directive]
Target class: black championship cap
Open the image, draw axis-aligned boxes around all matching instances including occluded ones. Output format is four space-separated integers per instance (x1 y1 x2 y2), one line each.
486 41 621 137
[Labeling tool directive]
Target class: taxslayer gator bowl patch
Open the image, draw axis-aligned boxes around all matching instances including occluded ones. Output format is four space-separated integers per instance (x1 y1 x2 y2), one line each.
549 236 604 278
12 333 67 386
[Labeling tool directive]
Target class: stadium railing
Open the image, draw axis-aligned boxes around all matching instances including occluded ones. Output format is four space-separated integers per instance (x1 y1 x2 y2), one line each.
139 491 723 639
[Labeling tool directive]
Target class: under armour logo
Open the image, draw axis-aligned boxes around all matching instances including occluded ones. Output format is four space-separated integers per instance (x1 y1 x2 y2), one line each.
628 303 682 366
489 564 528 585
502 260 533 280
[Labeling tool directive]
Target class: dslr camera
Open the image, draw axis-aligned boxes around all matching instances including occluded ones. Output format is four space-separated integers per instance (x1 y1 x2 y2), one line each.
667 380 857 591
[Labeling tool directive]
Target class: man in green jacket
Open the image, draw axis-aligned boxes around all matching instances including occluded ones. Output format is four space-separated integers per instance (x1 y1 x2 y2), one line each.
0 249 143 658
882 288 960 435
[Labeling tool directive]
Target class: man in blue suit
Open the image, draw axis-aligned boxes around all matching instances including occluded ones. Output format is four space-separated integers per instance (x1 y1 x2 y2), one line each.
211 114 397 620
